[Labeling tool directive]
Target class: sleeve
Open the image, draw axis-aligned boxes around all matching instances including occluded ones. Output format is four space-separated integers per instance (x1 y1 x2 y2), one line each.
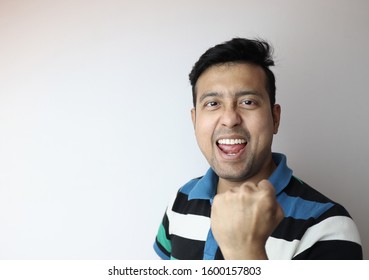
292 205 363 260
153 210 171 260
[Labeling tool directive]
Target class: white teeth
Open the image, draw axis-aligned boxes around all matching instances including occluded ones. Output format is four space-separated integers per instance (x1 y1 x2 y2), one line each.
217 139 246 145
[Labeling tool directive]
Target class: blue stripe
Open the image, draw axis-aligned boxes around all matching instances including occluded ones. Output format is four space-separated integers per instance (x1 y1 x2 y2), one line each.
153 243 170 260
203 229 218 260
278 192 334 219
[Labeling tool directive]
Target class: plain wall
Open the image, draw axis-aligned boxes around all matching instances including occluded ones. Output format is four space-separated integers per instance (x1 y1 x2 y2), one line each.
0 0 368 259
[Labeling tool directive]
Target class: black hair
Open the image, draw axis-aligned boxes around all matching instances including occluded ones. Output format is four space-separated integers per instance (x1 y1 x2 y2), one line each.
189 38 276 107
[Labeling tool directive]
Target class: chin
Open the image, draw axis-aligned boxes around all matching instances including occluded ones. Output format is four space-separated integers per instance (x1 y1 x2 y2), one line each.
214 168 251 182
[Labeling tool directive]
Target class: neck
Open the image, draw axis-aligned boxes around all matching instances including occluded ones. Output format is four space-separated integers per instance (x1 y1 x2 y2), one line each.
217 156 277 194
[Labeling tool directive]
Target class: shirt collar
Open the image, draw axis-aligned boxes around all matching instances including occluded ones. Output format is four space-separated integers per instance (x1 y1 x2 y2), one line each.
188 168 218 201
188 153 292 201
269 153 293 195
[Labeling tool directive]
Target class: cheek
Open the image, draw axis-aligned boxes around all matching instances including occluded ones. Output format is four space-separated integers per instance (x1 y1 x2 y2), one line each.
195 124 212 145
195 117 215 147
249 115 275 142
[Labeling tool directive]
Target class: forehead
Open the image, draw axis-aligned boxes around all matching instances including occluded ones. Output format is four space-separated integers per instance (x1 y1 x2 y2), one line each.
195 63 268 98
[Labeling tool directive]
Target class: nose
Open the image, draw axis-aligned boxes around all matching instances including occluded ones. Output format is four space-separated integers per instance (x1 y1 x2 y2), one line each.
220 107 242 128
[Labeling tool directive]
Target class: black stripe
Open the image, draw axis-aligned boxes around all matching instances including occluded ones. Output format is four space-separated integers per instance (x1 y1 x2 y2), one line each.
272 217 316 241
284 177 335 204
215 247 224 260
272 203 352 241
162 212 171 241
292 240 363 260
314 203 351 223
171 192 211 217
171 234 205 260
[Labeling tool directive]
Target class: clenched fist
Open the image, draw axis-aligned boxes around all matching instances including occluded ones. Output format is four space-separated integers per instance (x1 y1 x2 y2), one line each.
211 180 284 259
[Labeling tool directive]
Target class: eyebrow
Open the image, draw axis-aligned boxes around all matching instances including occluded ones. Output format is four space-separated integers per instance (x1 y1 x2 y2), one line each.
235 90 261 98
198 90 261 103
198 92 223 103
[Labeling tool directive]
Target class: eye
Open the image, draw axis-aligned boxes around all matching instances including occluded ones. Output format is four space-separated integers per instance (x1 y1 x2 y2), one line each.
240 99 257 108
205 101 219 107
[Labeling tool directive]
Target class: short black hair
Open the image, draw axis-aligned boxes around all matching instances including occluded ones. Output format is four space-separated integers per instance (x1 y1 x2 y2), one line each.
189 38 276 107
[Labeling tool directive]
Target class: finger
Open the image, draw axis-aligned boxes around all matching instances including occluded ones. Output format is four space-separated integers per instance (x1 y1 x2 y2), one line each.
239 182 258 192
257 180 276 194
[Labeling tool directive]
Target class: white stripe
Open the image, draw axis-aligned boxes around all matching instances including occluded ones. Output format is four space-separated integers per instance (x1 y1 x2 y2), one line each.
266 216 362 259
266 238 299 259
167 210 210 241
166 195 210 241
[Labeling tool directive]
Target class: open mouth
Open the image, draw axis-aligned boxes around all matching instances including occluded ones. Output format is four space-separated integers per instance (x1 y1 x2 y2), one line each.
216 138 247 156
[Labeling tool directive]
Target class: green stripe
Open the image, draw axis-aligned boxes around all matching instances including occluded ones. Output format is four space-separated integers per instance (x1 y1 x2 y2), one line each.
157 224 172 253
293 175 304 185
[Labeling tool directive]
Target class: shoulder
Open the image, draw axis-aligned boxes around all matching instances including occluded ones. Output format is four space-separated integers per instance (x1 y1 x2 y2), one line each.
166 175 211 218
273 176 362 259
165 176 203 209
281 176 351 218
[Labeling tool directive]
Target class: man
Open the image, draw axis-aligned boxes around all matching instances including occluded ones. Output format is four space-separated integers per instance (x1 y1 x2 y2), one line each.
154 38 362 259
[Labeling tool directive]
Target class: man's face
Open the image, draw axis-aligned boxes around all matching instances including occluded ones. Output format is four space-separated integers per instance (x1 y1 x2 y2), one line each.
191 63 280 182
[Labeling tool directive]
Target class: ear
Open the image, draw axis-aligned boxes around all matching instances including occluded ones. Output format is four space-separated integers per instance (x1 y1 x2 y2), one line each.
272 104 281 134
191 108 196 129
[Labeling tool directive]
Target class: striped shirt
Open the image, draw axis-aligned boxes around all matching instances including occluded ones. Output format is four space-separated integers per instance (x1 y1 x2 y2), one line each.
154 153 363 259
